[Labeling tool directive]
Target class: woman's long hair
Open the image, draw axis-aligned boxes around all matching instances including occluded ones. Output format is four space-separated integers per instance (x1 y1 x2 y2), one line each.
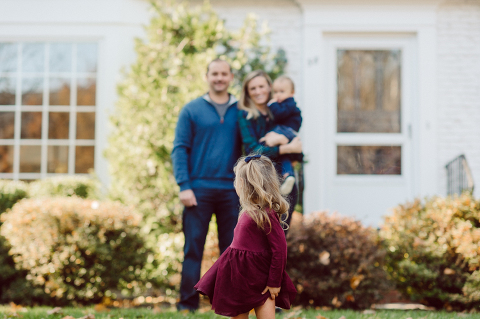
234 154 290 231
238 70 273 120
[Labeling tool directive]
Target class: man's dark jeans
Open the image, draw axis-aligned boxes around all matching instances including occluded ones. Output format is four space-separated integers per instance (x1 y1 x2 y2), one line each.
177 188 239 311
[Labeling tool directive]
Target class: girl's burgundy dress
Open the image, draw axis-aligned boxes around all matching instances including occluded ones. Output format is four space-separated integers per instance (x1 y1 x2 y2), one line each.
194 209 297 317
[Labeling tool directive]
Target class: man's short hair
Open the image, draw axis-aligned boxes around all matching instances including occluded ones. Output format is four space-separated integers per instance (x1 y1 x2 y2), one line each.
207 58 232 74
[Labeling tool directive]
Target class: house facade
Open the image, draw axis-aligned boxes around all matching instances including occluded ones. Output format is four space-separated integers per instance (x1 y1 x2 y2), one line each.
1 0 479 225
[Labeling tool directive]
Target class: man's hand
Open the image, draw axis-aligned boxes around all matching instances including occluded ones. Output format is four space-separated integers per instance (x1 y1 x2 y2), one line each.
259 132 289 147
179 189 197 207
262 286 281 300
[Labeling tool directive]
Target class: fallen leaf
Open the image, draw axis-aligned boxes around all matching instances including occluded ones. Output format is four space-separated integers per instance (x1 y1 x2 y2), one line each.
346 294 355 302
78 315 95 319
284 310 301 319
331 296 342 308
60 316 75 319
362 310 376 314
350 275 365 290
319 251 330 265
9 303 27 313
316 316 327 319
47 308 63 315
93 304 109 313
338 316 346 319
444 268 456 275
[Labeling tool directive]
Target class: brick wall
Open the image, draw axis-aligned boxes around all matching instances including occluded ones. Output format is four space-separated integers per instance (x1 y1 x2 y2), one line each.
437 0 480 196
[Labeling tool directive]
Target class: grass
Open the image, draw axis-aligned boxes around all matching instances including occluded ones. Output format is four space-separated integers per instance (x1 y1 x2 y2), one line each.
1 306 480 319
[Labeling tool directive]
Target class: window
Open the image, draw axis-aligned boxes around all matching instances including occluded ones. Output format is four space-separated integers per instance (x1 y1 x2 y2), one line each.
336 49 402 175
0 42 97 180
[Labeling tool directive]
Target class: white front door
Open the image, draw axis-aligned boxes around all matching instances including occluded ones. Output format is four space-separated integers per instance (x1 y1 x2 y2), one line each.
322 35 417 226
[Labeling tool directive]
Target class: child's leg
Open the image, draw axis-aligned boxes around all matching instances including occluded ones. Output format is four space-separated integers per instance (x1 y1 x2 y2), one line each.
280 158 294 177
254 298 276 319
231 312 249 319
272 125 297 142
279 158 295 195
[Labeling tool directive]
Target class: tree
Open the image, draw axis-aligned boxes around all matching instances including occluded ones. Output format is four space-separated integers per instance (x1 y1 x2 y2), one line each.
105 0 286 290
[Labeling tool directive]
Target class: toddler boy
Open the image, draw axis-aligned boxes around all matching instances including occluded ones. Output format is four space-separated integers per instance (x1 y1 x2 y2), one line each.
267 75 303 195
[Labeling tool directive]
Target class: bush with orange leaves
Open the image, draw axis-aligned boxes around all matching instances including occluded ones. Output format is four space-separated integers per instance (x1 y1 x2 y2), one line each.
287 212 390 309
380 192 480 310
1 197 151 305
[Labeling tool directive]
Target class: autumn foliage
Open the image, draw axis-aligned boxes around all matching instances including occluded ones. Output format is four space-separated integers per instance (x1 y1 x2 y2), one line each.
287 212 390 309
1 197 150 305
0 177 102 305
381 193 480 310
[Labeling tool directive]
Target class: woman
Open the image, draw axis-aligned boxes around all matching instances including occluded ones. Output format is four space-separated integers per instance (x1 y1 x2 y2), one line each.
237 70 303 228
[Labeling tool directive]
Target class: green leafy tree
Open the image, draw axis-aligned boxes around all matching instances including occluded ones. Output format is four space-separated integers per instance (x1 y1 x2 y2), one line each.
105 0 286 290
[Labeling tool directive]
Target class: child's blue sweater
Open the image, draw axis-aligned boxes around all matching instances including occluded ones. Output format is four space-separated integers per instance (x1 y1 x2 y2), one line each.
171 94 241 191
268 97 302 132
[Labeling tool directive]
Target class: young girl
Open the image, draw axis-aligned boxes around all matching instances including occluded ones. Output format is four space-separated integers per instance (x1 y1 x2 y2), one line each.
194 154 297 319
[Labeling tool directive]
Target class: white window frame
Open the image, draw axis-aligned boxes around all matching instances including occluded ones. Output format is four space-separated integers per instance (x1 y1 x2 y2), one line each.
0 41 97 180
325 36 415 186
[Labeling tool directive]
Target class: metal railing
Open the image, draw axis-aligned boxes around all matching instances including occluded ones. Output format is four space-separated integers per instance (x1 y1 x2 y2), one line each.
445 154 474 196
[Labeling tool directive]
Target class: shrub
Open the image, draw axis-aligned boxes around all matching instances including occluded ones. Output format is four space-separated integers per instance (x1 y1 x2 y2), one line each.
381 193 480 310
0 180 40 304
1 197 151 305
29 175 101 199
0 180 29 213
287 212 390 309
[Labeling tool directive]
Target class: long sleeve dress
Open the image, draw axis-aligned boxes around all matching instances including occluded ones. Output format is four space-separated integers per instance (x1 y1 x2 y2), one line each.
194 209 297 317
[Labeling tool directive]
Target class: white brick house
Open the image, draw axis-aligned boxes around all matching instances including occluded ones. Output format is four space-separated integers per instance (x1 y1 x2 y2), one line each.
1 0 479 225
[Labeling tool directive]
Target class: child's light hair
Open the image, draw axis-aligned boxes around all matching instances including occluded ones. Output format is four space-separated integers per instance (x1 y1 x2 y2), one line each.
273 75 295 93
234 154 290 232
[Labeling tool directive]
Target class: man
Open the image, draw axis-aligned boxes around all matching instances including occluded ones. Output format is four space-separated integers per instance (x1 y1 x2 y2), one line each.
171 59 241 312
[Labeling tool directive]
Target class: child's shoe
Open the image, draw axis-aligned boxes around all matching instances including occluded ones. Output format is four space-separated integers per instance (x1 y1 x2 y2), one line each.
280 176 295 195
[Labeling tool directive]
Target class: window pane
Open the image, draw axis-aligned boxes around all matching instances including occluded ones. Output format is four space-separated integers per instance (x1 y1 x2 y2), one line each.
337 145 401 175
49 43 72 72
75 146 94 173
49 112 69 139
337 50 401 133
22 78 43 105
20 145 41 172
22 43 45 73
21 112 42 139
0 43 17 72
48 145 68 173
0 77 16 105
77 43 98 72
0 145 14 172
0 112 15 139
76 112 95 139
77 78 96 106
49 78 70 105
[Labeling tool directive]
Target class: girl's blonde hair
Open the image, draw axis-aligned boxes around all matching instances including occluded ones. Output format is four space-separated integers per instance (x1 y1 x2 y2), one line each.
238 70 273 120
234 154 290 232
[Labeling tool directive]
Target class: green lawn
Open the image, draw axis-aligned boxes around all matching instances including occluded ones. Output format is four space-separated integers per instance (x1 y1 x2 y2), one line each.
1 306 479 319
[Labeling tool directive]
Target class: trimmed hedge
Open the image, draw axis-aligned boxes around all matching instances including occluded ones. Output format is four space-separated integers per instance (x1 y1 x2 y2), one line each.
0 177 103 304
287 212 391 309
1 197 151 305
0 180 40 304
0 180 29 213
381 193 480 310
29 175 101 199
